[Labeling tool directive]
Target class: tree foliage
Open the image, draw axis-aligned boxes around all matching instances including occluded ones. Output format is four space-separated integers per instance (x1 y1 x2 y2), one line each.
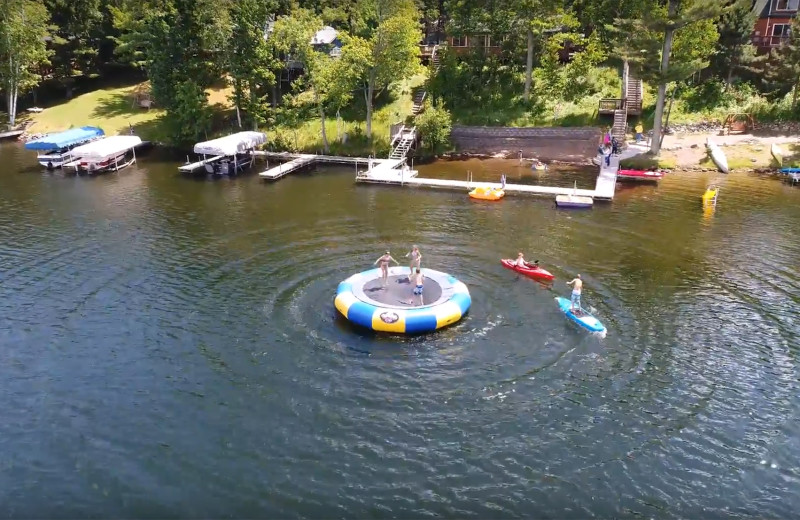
0 0 51 126
414 98 451 154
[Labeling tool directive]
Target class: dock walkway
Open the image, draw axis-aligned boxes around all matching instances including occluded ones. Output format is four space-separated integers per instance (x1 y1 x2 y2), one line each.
252 143 652 200
179 155 225 173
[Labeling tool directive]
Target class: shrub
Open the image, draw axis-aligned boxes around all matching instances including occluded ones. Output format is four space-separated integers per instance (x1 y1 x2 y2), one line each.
414 99 452 155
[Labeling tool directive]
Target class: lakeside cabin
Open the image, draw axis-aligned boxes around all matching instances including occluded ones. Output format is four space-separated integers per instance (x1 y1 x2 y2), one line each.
179 131 267 175
24 126 105 169
64 135 143 173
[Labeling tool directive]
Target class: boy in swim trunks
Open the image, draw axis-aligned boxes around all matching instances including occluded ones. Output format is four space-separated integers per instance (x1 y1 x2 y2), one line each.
374 251 399 287
566 274 582 313
412 268 424 304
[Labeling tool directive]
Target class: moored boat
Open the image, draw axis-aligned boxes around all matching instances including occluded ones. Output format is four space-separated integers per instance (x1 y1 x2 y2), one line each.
182 131 267 175
65 135 142 173
617 169 665 183
706 138 729 173
24 126 105 169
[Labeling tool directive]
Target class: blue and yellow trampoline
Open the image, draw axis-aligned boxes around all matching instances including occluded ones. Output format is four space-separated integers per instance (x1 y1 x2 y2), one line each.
335 266 471 334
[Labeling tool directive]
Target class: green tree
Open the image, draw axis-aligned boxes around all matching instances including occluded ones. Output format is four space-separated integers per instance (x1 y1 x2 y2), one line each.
166 78 212 145
348 0 422 139
272 10 363 151
43 0 104 97
414 97 451 154
0 0 51 127
712 0 757 87
612 0 725 155
228 0 278 130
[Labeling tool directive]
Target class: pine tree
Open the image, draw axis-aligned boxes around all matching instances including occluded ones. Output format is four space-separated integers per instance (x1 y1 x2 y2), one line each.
712 0 757 87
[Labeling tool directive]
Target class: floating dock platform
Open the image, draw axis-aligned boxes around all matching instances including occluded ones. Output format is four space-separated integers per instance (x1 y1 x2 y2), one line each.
179 155 225 173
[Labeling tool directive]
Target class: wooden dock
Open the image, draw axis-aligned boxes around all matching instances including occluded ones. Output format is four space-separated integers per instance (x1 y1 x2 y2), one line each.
250 144 658 201
178 155 225 173
0 129 24 140
258 154 317 179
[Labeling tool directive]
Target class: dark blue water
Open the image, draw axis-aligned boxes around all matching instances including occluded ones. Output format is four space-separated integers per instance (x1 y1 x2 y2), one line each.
1 142 799 518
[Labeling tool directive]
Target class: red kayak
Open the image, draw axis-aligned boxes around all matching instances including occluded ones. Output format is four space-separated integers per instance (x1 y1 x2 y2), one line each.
617 169 665 182
500 259 555 281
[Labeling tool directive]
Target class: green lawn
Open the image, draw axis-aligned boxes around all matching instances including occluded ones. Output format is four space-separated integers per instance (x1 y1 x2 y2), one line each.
28 83 169 141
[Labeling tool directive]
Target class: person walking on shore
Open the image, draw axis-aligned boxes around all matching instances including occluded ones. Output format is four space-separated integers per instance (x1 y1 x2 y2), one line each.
374 251 399 287
635 122 644 143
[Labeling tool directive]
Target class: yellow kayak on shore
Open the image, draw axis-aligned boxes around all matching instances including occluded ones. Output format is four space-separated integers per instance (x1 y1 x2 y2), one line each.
469 186 505 201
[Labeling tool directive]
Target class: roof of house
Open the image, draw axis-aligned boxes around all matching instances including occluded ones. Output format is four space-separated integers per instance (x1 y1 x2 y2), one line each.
311 26 337 45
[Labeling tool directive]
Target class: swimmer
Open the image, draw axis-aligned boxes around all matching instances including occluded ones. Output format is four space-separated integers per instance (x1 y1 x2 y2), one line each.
374 250 399 287
566 274 583 313
412 267 424 304
406 245 422 279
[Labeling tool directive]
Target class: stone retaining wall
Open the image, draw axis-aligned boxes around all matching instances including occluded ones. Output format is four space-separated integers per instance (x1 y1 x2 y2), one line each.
450 125 601 161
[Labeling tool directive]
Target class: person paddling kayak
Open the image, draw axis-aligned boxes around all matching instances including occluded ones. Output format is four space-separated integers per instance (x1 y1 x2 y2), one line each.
515 252 540 269
566 274 582 313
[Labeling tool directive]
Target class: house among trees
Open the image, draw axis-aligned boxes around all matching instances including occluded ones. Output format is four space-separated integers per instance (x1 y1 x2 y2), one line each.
310 26 341 58
752 0 798 52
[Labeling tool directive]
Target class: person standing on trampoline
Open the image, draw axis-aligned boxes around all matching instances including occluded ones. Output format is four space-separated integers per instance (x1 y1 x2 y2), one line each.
374 251 399 287
413 268 424 304
406 244 422 279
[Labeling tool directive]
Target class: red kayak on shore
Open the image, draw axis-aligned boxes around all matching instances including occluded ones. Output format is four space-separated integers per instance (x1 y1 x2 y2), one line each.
617 169 665 182
500 259 555 282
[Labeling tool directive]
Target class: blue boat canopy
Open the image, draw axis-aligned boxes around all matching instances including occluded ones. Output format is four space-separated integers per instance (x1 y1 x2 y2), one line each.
24 126 105 150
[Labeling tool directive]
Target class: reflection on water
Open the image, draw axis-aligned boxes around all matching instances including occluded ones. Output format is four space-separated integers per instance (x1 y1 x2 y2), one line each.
0 141 799 518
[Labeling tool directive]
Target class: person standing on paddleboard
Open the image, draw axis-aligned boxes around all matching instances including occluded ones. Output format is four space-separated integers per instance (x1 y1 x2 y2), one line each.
566 274 582 313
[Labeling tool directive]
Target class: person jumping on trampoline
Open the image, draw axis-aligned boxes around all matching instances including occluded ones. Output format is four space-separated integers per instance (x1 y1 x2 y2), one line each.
374 251 399 287
406 244 422 280
413 268 424 304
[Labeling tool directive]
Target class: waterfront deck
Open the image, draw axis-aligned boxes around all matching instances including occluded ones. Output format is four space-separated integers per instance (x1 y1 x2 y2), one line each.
252 144 653 200
258 154 317 179
179 155 225 173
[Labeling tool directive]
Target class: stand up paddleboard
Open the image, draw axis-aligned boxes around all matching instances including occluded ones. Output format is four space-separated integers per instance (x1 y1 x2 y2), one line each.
555 297 607 337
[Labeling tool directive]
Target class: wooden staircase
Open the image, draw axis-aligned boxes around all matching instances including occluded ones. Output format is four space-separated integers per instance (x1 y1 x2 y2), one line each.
612 109 627 142
411 87 427 116
625 71 643 116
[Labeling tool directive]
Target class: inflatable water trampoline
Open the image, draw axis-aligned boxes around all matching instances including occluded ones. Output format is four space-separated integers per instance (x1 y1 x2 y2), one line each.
335 266 471 334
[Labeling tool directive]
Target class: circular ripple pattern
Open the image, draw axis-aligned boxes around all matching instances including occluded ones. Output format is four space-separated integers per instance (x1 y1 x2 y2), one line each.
1 143 799 518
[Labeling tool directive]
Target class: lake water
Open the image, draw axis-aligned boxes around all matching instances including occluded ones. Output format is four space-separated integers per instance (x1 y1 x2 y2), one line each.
1 142 799 518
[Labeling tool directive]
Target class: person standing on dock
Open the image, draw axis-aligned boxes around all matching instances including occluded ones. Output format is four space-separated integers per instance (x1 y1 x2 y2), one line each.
566 274 583 313
406 245 422 279
374 251 399 287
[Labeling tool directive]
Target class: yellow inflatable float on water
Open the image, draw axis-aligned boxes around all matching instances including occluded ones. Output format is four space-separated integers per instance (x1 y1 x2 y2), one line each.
702 185 719 205
468 186 505 201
